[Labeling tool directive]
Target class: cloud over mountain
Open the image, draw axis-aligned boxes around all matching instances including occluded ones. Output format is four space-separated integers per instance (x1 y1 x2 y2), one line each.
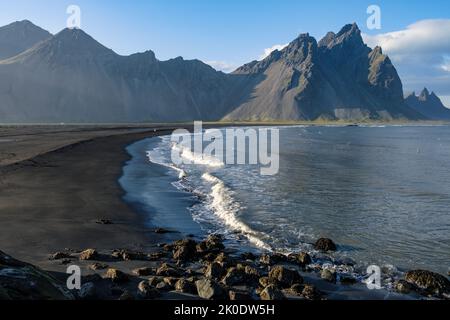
363 19 450 99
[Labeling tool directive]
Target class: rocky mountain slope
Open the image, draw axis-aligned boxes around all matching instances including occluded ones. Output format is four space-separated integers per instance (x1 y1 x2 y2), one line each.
0 20 51 60
405 88 450 120
226 24 423 121
0 21 433 123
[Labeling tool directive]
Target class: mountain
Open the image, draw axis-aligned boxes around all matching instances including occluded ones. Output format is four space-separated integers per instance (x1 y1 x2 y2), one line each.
0 28 233 123
225 23 422 121
0 21 428 123
405 88 450 120
0 20 51 60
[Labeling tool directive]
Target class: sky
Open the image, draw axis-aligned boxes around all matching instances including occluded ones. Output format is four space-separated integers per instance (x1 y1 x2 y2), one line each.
1 0 449 106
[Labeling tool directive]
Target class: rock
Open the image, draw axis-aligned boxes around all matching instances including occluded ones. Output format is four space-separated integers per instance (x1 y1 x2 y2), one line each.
268 265 303 288
229 290 252 300
320 269 337 283
302 284 322 300
79 282 96 300
156 281 171 291
156 263 182 277
173 239 197 261
340 275 357 285
314 238 337 251
137 281 160 299
104 268 129 283
260 285 285 300
89 262 108 271
148 276 162 286
49 252 72 260
205 262 225 279
79 249 98 261
195 279 225 300
175 279 197 294
112 249 146 261
404 270 450 296
297 252 312 266
119 291 135 300
244 265 260 279
259 277 276 288
259 253 286 265
133 267 154 276
214 252 233 266
222 267 245 286
289 283 304 296
395 279 415 294
0 250 74 300
240 252 257 260
197 234 225 253
154 228 171 234
96 219 113 225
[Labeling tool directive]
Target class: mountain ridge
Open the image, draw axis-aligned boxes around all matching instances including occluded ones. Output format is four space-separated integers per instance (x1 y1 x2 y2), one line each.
0 21 440 123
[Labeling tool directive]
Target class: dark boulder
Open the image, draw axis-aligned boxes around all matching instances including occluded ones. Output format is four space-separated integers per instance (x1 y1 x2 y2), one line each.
314 238 337 251
268 265 303 288
195 279 226 300
260 285 285 300
404 270 450 296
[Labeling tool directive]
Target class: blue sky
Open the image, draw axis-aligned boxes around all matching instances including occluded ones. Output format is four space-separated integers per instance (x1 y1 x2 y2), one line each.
1 0 449 105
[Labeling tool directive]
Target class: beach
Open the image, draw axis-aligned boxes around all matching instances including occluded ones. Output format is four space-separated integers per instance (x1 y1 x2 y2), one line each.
0 124 448 301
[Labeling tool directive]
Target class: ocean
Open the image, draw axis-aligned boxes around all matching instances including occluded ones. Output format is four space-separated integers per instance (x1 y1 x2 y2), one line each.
120 125 450 278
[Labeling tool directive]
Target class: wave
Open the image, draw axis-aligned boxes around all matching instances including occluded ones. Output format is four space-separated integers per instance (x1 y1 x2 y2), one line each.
171 143 224 168
201 172 272 251
146 150 187 179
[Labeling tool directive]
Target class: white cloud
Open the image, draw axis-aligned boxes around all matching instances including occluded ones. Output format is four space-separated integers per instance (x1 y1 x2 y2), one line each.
362 19 450 96
259 43 288 61
205 60 238 73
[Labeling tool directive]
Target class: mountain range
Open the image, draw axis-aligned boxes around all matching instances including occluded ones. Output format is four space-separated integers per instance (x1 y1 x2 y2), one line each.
405 88 450 120
0 20 448 123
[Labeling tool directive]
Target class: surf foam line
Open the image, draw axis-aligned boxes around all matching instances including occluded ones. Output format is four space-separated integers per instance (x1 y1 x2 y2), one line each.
201 172 273 251
172 142 224 168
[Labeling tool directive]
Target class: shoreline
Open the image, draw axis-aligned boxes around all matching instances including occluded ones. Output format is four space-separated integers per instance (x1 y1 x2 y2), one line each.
0 124 448 300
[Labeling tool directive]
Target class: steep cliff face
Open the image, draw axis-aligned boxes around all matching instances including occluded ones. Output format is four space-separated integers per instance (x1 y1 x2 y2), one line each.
225 24 422 121
405 88 450 120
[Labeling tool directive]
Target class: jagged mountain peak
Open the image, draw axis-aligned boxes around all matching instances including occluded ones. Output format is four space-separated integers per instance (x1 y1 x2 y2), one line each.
419 87 430 98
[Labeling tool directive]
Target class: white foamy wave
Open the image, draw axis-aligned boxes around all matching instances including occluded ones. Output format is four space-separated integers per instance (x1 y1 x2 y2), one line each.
172 143 224 168
201 172 272 251
146 151 187 180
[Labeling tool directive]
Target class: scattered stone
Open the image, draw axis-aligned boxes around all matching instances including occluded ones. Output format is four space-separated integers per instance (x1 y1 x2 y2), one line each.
163 277 178 287
175 279 197 294
404 270 450 296
297 252 312 266
89 262 108 271
49 252 72 260
260 285 285 300
104 268 129 283
79 249 98 261
148 276 162 287
133 267 154 276
173 239 197 261
229 290 252 300
240 252 257 260
137 281 160 299
196 234 225 253
302 284 322 300
268 265 303 288
222 267 245 286
156 263 182 277
259 277 276 288
289 283 304 296
96 219 113 225
214 252 233 266
205 262 225 279
395 279 415 294
314 238 337 252
0 250 74 300
78 282 96 300
195 279 226 300
112 249 146 261
259 253 286 265
244 265 260 279
156 281 171 291
320 269 337 283
154 228 172 234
